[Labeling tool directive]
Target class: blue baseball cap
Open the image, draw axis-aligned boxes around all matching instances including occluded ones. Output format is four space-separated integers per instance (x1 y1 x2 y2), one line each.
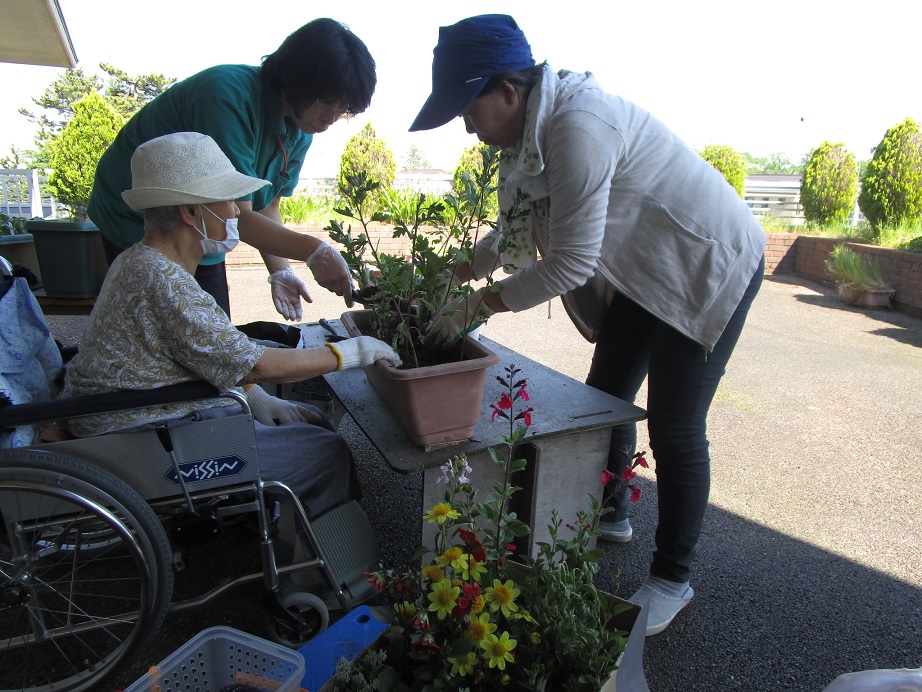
409 14 534 132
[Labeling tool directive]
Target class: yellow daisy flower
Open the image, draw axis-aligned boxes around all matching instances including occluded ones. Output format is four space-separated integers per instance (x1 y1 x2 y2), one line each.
421 564 444 583
480 631 517 670
436 545 467 571
470 594 485 614
448 650 478 677
427 578 460 620
485 579 520 618
460 556 487 582
423 503 460 524
466 611 497 643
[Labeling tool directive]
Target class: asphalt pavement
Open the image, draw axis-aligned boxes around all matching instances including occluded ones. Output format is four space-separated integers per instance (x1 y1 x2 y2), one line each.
47 265 922 691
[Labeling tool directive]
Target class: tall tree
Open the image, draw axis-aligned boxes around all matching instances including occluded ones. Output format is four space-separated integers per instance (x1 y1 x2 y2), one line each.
338 123 396 213
47 92 124 218
800 142 858 226
403 145 431 169
858 118 922 229
18 64 174 166
699 144 747 197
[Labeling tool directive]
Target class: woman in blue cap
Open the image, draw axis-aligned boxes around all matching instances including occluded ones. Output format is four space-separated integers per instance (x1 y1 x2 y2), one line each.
413 14 765 636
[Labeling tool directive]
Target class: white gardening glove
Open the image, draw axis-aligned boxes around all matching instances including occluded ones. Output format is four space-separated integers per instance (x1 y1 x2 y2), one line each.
427 286 495 349
245 384 323 426
436 266 465 302
325 336 401 370
267 268 312 322
306 241 355 307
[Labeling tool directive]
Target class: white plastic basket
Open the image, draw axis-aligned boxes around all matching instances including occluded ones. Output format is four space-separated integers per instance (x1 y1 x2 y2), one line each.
125 626 305 692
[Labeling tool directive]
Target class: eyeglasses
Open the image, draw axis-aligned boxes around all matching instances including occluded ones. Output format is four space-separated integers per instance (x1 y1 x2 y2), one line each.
315 97 355 120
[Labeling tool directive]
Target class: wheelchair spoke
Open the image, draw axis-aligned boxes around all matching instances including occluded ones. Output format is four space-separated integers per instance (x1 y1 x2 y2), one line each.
0 453 172 692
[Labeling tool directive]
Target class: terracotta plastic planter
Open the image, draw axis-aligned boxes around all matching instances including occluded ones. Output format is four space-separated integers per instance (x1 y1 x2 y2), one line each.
837 284 895 308
340 309 499 448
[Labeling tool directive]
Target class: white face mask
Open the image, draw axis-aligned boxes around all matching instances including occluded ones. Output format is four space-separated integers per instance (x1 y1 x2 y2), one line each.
197 205 239 255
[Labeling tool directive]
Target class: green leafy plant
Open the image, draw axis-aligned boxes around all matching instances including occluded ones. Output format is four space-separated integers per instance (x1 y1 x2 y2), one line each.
699 144 747 197
858 118 922 230
0 213 29 236
326 145 503 368
343 365 639 691
279 192 340 225
801 142 859 226
824 245 891 291
46 91 123 219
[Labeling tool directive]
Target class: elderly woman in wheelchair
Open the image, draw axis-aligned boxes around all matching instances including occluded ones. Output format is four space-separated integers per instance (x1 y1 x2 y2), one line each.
0 132 400 692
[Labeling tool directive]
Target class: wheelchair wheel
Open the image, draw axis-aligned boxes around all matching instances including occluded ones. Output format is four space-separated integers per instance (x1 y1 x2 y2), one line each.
0 450 174 692
266 592 329 647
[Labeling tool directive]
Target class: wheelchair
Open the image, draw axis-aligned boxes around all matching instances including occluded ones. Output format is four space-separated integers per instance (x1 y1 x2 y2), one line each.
0 268 382 692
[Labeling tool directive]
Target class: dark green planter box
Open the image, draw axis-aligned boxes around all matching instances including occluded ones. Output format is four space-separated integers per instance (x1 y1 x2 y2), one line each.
0 233 42 282
25 220 107 298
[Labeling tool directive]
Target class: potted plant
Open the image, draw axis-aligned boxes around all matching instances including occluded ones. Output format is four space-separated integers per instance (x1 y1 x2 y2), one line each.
0 213 41 283
327 366 648 691
824 244 895 308
327 147 506 447
25 91 121 298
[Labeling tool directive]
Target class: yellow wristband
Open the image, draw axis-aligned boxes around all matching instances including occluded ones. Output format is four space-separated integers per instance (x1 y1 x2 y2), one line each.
324 343 343 371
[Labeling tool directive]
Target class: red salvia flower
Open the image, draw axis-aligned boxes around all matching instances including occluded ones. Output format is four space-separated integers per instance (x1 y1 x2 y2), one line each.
497 392 513 410
622 466 637 482
634 451 649 468
601 469 616 486
457 527 487 563
630 485 642 503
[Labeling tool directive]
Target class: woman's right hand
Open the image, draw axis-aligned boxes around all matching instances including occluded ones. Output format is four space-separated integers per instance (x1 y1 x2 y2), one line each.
306 241 355 307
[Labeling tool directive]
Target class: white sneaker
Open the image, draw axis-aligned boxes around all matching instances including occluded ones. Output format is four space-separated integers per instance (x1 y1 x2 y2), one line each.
598 518 632 543
629 579 694 636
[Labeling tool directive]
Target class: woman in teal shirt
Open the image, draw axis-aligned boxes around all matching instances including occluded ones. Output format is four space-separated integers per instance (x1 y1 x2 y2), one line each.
89 18 374 319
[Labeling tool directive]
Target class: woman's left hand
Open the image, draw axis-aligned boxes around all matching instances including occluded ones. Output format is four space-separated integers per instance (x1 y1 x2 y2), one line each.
245 385 323 426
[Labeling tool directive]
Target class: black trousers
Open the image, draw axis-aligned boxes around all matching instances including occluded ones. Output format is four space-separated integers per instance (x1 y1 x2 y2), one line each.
586 256 764 583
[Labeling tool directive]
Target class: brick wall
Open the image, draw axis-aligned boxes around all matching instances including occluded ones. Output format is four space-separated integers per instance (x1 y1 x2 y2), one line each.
228 226 922 318
766 233 922 317
225 223 411 268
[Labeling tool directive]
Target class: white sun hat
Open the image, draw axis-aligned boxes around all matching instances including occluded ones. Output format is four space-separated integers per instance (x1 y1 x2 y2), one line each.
121 132 270 211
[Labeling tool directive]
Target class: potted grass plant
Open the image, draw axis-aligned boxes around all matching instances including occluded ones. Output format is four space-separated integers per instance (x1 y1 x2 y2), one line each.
824 244 895 308
327 147 505 447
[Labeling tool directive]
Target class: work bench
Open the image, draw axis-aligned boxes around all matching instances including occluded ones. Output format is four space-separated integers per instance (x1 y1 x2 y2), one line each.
298 320 647 554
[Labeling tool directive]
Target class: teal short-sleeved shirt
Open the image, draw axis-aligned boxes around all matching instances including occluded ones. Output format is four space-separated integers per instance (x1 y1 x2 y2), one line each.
87 64 312 265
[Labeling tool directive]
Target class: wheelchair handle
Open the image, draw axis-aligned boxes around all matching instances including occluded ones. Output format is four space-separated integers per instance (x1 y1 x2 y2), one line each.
155 425 174 453
155 423 197 515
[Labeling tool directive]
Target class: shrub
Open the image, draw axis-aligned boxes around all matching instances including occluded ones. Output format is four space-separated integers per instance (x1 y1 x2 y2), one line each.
338 123 396 214
858 118 922 229
46 91 123 218
801 142 859 226
453 143 498 220
699 144 747 197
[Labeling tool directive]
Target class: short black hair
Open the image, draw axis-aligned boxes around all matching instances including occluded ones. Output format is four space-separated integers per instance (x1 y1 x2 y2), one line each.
261 18 376 116
481 63 544 101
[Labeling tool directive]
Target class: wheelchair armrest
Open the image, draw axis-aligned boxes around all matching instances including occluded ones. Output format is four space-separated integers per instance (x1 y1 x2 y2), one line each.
0 381 222 430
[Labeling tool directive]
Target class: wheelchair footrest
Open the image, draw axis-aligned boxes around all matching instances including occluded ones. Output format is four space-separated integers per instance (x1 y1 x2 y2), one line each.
309 501 380 607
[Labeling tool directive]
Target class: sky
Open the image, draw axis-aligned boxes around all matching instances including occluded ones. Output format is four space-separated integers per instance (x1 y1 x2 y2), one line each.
0 0 918 180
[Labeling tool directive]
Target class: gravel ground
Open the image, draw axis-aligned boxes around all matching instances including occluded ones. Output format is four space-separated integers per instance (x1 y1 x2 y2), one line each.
44 264 921 691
